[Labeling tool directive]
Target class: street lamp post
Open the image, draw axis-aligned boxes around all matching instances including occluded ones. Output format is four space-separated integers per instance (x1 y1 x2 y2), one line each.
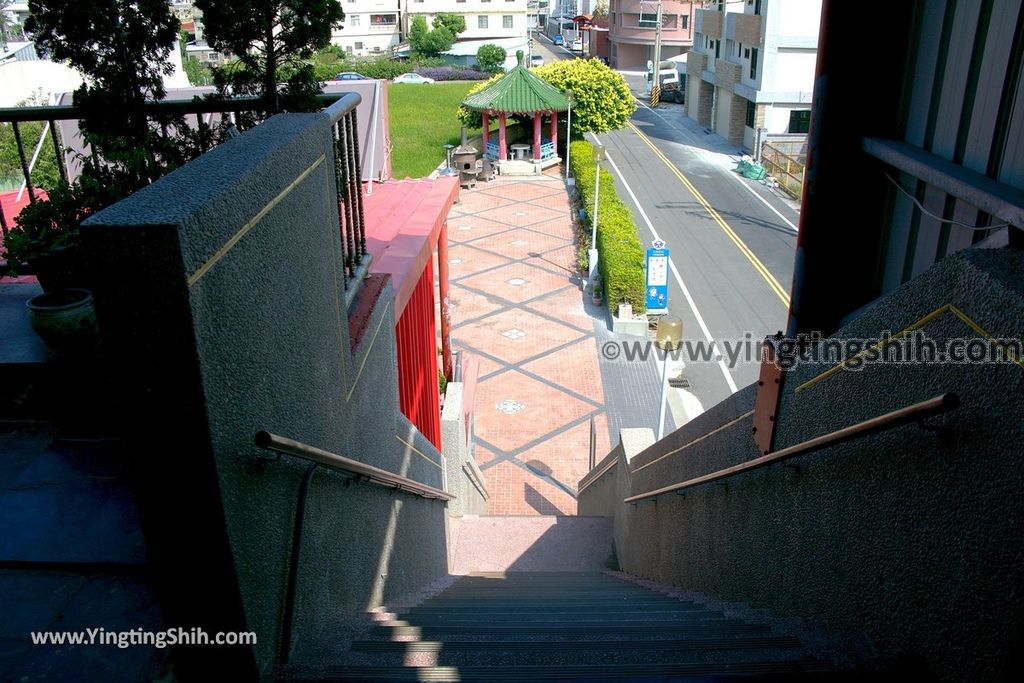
564 91 573 181
589 143 605 287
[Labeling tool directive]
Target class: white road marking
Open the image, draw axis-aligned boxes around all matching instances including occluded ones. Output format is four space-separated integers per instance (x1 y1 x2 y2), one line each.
592 134 740 394
633 98 800 234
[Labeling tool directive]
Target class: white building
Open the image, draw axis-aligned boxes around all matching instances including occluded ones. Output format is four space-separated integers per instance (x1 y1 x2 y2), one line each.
686 0 821 151
405 0 529 43
332 0 403 57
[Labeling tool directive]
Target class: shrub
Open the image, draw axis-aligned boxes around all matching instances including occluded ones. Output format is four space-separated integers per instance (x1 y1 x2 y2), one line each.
532 59 635 135
570 139 646 315
415 66 491 82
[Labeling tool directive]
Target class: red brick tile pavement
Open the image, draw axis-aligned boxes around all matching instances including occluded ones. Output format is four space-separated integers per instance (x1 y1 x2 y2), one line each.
447 171 610 516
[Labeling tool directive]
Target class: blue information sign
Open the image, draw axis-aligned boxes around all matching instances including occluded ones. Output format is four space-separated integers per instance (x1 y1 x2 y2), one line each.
645 239 670 313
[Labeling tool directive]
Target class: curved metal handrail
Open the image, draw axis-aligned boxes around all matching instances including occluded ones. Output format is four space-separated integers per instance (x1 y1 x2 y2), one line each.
624 393 959 504
254 431 454 501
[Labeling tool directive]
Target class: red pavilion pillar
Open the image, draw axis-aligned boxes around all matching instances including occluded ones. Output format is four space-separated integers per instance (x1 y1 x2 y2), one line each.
533 112 542 161
498 112 507 160
550 110 558 159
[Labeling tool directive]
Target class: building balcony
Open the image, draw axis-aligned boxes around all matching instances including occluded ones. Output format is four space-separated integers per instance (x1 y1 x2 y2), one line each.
726 10 762 46
694 7 722 39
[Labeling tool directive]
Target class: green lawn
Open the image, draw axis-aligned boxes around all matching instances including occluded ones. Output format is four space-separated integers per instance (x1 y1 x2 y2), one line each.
388 82 480 179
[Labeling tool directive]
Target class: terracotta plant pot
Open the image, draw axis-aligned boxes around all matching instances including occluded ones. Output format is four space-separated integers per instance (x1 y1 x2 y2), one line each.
26 288 98 354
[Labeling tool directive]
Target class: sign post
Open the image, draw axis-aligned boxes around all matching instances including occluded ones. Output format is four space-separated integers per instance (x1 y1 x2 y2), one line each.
645 239 669 314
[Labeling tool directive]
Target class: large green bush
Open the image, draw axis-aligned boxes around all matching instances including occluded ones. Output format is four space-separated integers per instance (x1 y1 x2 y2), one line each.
532 59 635 135
570 139 645 315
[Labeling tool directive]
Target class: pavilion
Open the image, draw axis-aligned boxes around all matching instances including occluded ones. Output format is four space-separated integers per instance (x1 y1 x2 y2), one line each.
460 51 570 171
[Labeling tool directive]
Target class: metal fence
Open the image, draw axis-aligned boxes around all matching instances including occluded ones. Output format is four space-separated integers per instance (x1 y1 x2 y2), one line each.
760 142 805 199
1 94 369 298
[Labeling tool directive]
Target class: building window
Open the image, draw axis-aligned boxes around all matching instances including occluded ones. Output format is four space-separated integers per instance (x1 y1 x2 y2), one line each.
681 14 689 29
750 47 758 78
789 110 811 133
611 12 615 25
370 14 396 25
754 0 763 15
737 42 743 58
744 47 750 58
345 45 353 53
503 15 513 29
714 39 720 59
351 15 360 26
355 41 363 50
478 16 488 29
746 100 756 128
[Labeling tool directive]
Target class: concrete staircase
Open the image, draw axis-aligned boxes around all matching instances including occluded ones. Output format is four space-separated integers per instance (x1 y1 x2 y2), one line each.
278 517 851 681
285 571 838 681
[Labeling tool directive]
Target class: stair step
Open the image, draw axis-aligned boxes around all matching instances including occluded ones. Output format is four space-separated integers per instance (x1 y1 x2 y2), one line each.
284 659 835 681
396 611 726 623
419 598 688 607
369 621 772 639
354 635 803 653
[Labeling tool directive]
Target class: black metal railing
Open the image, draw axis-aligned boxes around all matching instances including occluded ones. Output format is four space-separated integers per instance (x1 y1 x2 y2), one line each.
1 95 372 299
0 97 273 241
323 93 371 302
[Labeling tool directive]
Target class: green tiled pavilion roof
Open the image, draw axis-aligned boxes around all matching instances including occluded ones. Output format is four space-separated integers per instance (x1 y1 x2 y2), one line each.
461 51 569 114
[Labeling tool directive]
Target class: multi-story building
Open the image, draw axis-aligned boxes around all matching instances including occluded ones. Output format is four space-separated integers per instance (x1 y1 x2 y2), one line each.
406 0 530 42
686 0 821 150
333 0 403 57
607 0 694 69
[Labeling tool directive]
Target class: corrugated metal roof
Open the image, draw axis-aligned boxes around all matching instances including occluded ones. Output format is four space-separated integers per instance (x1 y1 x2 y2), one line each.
461 51 569 114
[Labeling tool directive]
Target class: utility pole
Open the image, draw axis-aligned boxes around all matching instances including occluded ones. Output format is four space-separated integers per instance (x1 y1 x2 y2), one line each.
650 1 664 107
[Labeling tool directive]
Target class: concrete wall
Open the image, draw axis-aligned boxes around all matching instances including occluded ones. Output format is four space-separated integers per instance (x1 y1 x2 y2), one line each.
579 247 1024 680
441 382 488 517
82 111 450 677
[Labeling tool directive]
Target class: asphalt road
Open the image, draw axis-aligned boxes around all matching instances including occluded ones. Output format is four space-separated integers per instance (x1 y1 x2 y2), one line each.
592 95 800 411
532 34 800 416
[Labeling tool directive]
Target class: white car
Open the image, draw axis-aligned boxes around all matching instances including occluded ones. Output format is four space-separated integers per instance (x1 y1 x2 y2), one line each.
392 73 436 85
531 54 544 67
570 39 583 52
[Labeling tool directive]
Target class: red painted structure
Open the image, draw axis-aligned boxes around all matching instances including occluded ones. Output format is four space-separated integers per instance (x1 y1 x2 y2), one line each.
363 177 460 450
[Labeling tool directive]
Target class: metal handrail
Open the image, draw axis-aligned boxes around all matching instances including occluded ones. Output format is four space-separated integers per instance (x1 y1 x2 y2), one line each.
623 392 959 504
254 431 454 501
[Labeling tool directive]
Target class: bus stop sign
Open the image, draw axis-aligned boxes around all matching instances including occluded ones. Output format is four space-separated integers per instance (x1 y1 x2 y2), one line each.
645 239 669 313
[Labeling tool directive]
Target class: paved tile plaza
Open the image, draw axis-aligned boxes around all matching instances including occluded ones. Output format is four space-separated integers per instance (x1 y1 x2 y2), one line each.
443 168 613 515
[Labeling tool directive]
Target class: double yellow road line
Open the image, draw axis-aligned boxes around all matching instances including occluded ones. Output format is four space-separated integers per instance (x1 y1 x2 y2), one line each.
625 120 791 308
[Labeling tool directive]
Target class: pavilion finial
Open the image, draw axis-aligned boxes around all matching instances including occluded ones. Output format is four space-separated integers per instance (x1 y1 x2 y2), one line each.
516 50 524 66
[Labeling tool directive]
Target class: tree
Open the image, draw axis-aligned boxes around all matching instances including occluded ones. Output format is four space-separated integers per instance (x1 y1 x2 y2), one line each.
594 0 609 19
476 44 506 74
432 13 466 37
26 0 183 183
531 58 635 135
179 31 213 86
194 0 345 113
0 0 25 51
408 12 465 58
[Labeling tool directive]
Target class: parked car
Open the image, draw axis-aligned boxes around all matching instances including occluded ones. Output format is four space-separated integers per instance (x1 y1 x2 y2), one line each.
334 72 367 81
531 54 544 67
552 35 565 46
392 73 436 84
570 39 583 52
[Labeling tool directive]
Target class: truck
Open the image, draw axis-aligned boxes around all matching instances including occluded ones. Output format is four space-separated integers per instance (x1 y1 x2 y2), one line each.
647 60 687 104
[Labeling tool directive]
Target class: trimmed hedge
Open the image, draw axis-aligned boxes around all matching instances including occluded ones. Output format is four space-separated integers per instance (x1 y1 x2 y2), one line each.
570 139 646 315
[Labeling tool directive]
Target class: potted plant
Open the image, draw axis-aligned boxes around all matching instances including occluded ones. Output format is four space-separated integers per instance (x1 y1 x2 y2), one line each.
2 179 100 352
591 277 604 305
